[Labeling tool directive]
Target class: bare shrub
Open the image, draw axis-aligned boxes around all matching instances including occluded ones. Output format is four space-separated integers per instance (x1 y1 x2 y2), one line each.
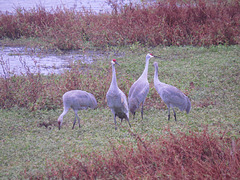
25 128 240 179
0 0 239 49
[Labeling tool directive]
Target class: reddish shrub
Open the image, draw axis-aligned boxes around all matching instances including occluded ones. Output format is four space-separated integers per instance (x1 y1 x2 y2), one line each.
25 129 240 179
0 60 116 110
0 0 239 49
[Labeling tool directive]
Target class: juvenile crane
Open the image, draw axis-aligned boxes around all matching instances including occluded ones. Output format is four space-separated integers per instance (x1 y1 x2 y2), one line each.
128 53 154 119
58 90 97 130
153 62 191 121
106 59 131 130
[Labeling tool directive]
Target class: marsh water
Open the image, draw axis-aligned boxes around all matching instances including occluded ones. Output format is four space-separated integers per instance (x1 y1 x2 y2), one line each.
0 47 108 76
0 0 126 13
0 0 142 76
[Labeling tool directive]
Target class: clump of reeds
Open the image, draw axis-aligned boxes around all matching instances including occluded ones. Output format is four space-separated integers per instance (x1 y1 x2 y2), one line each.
24 128 240 179
0 0 239 50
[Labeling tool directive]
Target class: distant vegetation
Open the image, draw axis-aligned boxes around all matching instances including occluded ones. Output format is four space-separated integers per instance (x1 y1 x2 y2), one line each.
0 0 239 50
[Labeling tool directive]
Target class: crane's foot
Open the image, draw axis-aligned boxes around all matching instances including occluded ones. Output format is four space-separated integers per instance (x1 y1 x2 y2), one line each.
174 114 177 121
168 114 170 121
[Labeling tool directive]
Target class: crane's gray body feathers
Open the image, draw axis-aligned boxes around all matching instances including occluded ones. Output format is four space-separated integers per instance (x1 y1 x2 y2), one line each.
128 53 153 119
153 62 191 121
106 60 131 130
106 89 129 120
63 90 97 110
128 79 149 115
58 90 97 129
154 81 191 113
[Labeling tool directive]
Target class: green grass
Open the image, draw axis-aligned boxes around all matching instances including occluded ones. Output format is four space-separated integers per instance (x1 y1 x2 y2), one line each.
0 45 239 179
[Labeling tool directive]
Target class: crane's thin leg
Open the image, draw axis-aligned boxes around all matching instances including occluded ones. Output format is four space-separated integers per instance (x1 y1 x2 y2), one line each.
168 106 171 121
114 114 117 130
141 103 144 120
120 118 123 123
126 117 131 128
77 115 81 128
73 110 81 129
133 112 136 119
72 116 77 129
172 108 177 121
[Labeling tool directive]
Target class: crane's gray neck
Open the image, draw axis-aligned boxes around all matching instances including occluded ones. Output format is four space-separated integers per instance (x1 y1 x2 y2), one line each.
154 64 160 84
140 56 150 79
110 63 118 89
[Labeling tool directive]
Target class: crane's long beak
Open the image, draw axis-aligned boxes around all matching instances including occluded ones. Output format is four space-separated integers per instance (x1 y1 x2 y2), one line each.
115 62 120 65
154 56 161 59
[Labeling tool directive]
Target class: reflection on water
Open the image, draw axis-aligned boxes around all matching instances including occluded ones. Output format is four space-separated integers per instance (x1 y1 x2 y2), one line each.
0 47 105 76
0 0 109 13
0 0 139 13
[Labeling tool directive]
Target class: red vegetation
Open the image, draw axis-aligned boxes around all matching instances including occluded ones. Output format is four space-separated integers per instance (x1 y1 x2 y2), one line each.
26 128 240 179
0 62 112 110
0 0 239 50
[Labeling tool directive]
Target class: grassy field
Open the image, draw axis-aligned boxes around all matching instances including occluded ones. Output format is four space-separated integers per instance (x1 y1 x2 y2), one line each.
0 45 240 178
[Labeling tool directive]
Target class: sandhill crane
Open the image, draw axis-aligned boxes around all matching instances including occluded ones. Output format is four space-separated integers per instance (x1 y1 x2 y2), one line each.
106 59 131 130
58 90 97 130
128 53 154 119
153 62 191 121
